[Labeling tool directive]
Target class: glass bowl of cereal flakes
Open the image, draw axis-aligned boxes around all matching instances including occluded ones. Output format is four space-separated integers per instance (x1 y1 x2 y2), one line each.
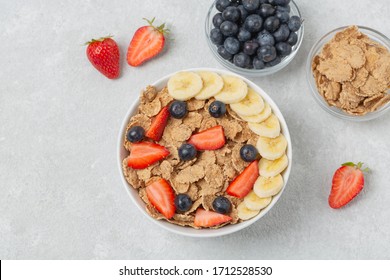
117 68 292 237
307 25 390 121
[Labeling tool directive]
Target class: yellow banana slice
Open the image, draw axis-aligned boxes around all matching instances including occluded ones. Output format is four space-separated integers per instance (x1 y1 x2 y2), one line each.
167 71 203 101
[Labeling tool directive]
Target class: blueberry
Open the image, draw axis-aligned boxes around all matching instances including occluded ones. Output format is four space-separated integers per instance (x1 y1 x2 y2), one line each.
213 13 224 28
273 24 290 42
275 41 292 57
276 5 291 13
253 57 265 69
266 55 282 67
126 126 145 143
209 100 226 118
274 0 290 5
244 14 263 33
174 194 193 212
222 6 240 22
229 0 241 6
287 32 298 46
237 28 252 42
275 11 290 24
178 143 197 161
220 21 239 36
210 28 224 45
237 5 248 23
243 40 259 55
256 30 275 46
246 57 254 68
240 144 259 162
264 16 280 33
212 196 232 214
258 4 275 18
233 52 251 68
169 100 187 119
217 45 233 60
224 37 240 54
288 16 302 32
216 0 231 12
257 45 277 62
242 0 260 11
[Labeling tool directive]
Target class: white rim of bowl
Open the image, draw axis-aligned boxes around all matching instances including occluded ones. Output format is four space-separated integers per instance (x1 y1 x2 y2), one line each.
117 68 293 238
204 0 305 77
306 25 390 121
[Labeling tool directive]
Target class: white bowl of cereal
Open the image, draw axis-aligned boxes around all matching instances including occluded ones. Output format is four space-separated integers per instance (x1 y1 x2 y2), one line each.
117 68 292 237
307 26 390 121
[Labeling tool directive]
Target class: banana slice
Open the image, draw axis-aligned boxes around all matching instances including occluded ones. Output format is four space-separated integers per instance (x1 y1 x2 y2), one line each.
254 174 284 198
230 88 265 116
256 134 287 160
167 71 203 101
195 71 224 100
238 102 272 123
214 75 248 104
248 114 280 138
244 191 272 211
258 154 288 178
237 202 260 220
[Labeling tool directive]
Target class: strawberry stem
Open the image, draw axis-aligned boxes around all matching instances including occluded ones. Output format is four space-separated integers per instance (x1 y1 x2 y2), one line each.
143 17 170 36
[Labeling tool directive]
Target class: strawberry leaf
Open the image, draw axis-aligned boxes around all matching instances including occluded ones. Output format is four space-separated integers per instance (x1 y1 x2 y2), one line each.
85 35 113 45
341 161 370 172
342 162 356 167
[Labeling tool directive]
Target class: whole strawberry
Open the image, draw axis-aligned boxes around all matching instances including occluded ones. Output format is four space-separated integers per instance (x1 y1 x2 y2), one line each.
127 18 169 67
86 36 120 79
329 162 369 209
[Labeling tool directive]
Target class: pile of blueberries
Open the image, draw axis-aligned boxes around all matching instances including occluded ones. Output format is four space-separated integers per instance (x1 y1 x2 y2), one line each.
209 0 302 69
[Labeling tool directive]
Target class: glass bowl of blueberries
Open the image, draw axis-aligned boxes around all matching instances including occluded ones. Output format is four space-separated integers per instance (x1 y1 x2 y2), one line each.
205 0 304 77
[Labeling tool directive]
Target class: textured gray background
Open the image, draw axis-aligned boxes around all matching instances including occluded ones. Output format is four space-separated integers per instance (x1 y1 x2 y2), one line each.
1 0 390 259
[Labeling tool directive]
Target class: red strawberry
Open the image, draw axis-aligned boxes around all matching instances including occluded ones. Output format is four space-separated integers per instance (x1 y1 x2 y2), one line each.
146 178 176 219
329 162 369 209
127 142 169 169
86 36 120 79
187 125 226 151
127 18 169 67
145 106 170 141
226 160 259 198
194 208 232 227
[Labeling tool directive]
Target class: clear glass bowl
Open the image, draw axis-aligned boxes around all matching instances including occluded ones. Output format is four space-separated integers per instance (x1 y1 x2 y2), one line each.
205 0 304 77
306 26 390 121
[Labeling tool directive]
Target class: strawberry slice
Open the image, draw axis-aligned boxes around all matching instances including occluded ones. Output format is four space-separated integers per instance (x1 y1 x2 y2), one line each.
329 162 368 209
194 208 232 227
127 18 169 67
187 125 226 151
127 142 169 169
145 106 170 141
146 178 176 219
226 160 259 198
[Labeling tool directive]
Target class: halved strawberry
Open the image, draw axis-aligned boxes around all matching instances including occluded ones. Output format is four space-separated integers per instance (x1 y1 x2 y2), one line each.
329 162 368 209
127 18 169 67
146 178 176 219
145 106 170 141
187 125 226 150
226 160 259 198
194 208 232 227
127 142 169 169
